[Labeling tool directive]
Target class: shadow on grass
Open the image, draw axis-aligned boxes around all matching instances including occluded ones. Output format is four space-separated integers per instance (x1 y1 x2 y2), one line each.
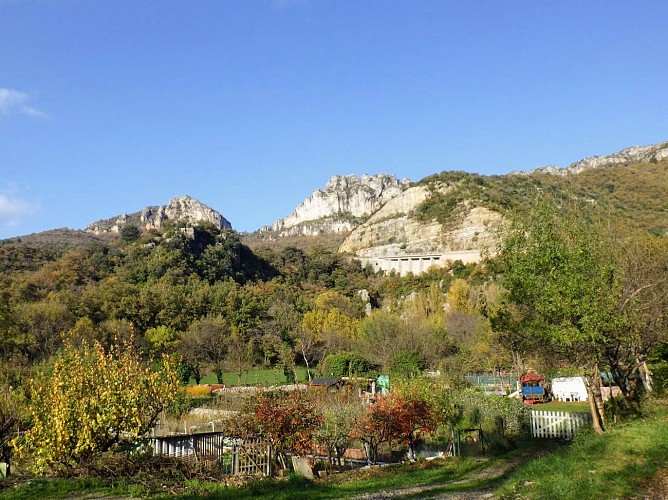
0 438 565 499
169 458 509 500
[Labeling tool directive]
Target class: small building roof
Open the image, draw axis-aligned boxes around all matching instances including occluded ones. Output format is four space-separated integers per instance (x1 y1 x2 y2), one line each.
521 371 544 383
311 377 344 387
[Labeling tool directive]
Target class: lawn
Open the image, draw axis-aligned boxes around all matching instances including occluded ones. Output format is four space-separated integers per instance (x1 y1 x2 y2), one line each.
535 400 591 413
495 399 668 499
0 457 503 500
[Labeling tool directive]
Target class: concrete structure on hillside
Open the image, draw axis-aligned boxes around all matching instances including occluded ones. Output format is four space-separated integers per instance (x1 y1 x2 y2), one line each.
354 250 481 276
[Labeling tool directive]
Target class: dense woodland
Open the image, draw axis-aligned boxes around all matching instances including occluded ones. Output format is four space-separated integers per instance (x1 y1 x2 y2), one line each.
0 218 498 385
1 164 668 475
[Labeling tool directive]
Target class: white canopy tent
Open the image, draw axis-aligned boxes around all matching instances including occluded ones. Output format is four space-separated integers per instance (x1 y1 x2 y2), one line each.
551 376 588 402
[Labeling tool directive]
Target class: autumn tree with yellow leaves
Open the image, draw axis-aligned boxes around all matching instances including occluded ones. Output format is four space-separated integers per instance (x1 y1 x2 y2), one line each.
15 338 179 472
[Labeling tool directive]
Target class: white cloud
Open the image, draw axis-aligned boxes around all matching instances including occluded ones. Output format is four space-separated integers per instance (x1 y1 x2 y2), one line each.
0 191 39 228
0 88 46 118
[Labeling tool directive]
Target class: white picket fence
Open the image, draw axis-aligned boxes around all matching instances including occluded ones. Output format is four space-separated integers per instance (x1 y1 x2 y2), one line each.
531 410 591 439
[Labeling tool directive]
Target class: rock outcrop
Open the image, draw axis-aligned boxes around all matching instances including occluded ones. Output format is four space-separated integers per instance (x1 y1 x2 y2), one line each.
338 185 503 275
261 174 410 238
527 141 668 176
87 195 231 234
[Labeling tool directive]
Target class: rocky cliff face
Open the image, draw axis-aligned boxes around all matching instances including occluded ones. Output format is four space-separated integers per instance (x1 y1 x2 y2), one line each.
529 141 668 175
86 195 232 234
261 174 410 237
338 185 503 268
338 141 668 274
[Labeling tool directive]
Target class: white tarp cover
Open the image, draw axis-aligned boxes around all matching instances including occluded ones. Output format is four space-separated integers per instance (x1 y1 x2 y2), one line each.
551 376 588 401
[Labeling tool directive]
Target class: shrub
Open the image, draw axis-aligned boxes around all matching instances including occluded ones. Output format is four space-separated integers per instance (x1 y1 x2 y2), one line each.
456 388 531 436
650 362 668 395
389 350 427 378
15 338 179 472
321 352 374 377
184 385 214 397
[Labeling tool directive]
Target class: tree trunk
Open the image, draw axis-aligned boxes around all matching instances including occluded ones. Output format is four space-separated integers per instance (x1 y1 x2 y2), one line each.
193 365 202 385
592 370 607 429
584 369 605 434
301 347 312 382
609 361 641 414
640 361 653 393
609 364 630 399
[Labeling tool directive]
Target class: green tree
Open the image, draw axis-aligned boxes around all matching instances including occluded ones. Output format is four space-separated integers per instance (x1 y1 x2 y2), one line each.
120 224 141 243
179 316 229 383
321 352 375 377
604 231 668 408
145 325 179 357
389 350 427 378
494 198 620 433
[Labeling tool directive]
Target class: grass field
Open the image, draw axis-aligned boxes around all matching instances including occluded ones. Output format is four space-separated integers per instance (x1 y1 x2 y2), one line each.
0 456 506 499
187 367 309 387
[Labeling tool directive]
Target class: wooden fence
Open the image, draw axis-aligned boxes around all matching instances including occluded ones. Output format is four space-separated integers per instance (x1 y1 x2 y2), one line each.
531 410 591 439
148 432 272 476
149 431 225 460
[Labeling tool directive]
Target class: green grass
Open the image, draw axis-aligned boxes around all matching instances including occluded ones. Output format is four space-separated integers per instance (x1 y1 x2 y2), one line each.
161 458 493 499
496 399 668 499
0 477 131 499
187 367 309 387
537 400 591 413
0 456 511 499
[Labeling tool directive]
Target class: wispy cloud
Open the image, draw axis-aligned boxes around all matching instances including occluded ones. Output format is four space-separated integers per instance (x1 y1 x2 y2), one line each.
0 187 39 228
0 88 46 118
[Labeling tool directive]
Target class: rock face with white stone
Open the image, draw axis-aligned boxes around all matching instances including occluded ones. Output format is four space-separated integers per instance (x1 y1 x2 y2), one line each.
87 195 231 234
261 174 411 237
339 185 503 275
523 141 668 176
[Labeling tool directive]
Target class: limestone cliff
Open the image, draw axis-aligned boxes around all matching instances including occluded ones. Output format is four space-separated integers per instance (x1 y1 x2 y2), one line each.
527 141 668 175
338 185 503 274
261 174 410 237
86 195 232 234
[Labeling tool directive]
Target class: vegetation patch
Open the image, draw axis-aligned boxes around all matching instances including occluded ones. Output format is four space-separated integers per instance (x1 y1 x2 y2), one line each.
496 400 668 499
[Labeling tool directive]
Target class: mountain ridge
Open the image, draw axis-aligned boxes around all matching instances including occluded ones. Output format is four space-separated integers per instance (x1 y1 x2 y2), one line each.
525 141 668 176
86 195 232 234
258 174 411 239
4 140 667 277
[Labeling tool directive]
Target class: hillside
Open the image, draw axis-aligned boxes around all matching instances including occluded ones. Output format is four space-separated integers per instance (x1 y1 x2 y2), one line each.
0 229 115 272
3 141 668 276
338 157 668 274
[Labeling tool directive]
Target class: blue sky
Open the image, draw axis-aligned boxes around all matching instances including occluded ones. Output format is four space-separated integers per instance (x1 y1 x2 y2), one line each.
1 1 667 238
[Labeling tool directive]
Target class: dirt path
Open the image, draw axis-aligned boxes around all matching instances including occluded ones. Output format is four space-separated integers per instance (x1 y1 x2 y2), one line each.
354 449 542 500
